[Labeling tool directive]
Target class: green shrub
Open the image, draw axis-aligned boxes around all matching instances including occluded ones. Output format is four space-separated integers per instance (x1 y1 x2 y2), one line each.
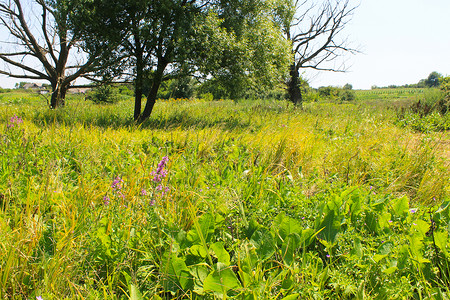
438 77 450 114
303 89 320 102
318 86 340 99
87 84 120 104
339 89 355 102
317 86 355 102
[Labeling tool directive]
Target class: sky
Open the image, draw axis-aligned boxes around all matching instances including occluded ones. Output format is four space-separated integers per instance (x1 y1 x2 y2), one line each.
305 0 450 89
1 0 450 90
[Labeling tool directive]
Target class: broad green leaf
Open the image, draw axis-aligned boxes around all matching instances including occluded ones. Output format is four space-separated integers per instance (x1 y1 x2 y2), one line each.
281 233 300 265
378 212 392 230
408 235 424 259
434 230 448 255
239 271 253 288
210 242 230 266
373 254 387 263
130 284 143 300
350 238 362 259
281 294 299 300
378 242 393 255
349 191 362 216
250 228 275 260
203 263 241 297
189 263 210 295
190 245 207 258
187 213 215 245
317 210 340 243
300 228 316 247
411 219 430 237
382 266 398 275
364 211 378 233
162 255 192 293
391 196 409 216
277 215 302 240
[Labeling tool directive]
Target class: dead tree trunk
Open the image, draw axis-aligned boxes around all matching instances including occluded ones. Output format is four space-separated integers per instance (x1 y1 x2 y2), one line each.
288 64 303 106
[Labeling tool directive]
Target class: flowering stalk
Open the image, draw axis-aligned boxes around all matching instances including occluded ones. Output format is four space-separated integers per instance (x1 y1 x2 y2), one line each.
151 156 168 182
7 115 23 128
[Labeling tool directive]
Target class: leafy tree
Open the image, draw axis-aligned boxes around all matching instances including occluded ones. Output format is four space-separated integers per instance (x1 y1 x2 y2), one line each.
343 83 353 90
274 0 357 105
0 0 104 108
424 71 442 88
69 0 290 121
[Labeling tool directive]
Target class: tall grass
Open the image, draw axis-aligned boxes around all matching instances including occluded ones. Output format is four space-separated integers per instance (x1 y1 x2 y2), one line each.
0 96 449 298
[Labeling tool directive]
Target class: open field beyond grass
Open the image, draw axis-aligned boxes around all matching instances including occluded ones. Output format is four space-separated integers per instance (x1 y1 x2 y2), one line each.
1 94 449 299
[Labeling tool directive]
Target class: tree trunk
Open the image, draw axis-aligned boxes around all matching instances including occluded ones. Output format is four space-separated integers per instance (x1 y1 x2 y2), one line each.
134 66 143 121
140 65 165 122
287 63 303 106
50 78 68 108
140 75 162 122
134 38 144 121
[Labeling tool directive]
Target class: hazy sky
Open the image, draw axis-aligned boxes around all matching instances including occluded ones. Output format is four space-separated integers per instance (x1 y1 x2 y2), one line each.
306 0 450 89
1 0 449 90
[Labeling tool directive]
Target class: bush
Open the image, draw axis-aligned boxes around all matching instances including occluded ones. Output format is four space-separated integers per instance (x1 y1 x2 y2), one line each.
339 89 355 102
318 86 340 99
408 88 448 117
87 84 120 104
317 86 355 102
438 76 450 114
303 89 320 102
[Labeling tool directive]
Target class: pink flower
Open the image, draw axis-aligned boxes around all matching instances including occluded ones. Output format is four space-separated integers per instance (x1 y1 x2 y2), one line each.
7 115 23 128
111 176 123 190
103 195 110 205
152 157 169 182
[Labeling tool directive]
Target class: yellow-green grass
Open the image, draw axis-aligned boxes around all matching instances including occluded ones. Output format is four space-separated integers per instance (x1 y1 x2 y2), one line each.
1 97 449 298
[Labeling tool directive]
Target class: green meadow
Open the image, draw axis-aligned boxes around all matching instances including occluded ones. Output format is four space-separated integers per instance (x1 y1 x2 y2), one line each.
1 91 449 299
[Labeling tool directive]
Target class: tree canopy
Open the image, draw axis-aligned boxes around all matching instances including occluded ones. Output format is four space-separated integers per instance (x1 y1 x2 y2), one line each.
69 0 291 121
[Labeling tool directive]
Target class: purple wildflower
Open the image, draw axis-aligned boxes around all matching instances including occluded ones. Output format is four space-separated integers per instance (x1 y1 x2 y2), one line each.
409 209 417 214
156 185 163 191
103 195 110 205
36 296 43 300
7 115 23 128
111 176 123 191
151 157 168 182
140 188 148 196
149 199 155 206
326 254 331 258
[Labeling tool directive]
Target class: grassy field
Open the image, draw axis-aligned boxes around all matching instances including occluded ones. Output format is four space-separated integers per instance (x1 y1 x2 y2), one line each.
1 91 449 299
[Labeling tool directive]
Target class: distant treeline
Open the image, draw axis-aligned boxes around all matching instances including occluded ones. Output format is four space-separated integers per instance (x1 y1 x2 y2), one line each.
371 71 445 89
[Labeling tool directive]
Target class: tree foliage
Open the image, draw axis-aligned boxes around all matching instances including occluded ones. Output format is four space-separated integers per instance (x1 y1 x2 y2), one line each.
69 0 290 121
424 71 442 88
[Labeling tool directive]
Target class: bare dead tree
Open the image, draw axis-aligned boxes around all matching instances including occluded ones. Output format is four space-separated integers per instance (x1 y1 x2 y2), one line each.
0 0 100 107
280 0 358 105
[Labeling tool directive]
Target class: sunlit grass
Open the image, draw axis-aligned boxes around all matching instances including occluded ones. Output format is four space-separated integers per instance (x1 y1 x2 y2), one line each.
0 95 449 298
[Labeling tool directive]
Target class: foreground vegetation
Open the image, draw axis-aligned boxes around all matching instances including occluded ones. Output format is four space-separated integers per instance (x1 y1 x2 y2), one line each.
1 92 449 299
